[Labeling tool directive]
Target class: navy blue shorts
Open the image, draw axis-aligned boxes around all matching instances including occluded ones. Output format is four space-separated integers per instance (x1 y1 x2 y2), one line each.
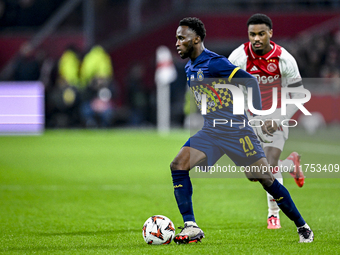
183 129 265 167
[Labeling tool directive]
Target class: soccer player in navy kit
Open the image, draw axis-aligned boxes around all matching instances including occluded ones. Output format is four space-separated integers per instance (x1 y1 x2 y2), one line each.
171 17 314 244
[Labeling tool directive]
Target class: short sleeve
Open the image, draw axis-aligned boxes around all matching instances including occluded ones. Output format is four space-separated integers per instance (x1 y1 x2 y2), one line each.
208 57 239 79
279 48 302 87
228 44 247 70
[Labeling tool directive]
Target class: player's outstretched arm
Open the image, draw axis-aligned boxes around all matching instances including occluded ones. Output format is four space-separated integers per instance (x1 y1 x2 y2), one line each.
231 69 274 142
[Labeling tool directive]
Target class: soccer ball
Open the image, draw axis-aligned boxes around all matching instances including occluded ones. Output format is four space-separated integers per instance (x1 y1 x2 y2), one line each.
142 215 175 245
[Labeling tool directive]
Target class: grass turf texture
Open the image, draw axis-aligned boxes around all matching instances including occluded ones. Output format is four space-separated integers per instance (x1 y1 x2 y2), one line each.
0 127 339 254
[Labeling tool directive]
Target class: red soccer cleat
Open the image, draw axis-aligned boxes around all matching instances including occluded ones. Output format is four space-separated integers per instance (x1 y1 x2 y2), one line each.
288 152 305 187
267 215 281 229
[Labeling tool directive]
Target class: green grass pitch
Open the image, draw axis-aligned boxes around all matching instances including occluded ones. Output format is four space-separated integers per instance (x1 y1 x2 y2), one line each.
0 127 339 254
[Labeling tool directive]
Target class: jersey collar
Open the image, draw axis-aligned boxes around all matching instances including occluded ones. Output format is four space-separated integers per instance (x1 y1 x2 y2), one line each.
248 41 278 61
190 48 209 66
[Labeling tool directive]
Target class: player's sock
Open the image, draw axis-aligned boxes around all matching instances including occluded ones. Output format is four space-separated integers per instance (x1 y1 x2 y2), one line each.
267 170 283 218
297 223 310 230
171 170 195 222
184 221 198 227
264 179 305 227
279 158 294 173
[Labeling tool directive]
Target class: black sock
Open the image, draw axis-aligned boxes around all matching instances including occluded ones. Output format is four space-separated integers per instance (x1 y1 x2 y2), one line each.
264 179 305 227
171 170 195 222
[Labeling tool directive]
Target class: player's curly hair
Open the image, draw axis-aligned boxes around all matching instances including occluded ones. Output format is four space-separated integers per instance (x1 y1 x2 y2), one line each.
179 17 206 41
247 13 272 29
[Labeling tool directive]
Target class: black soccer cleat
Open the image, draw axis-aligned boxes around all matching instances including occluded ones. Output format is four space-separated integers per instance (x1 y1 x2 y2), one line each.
298 225 314 243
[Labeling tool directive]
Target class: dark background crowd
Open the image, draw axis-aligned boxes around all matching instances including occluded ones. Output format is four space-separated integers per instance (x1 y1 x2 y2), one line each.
0 0 340 129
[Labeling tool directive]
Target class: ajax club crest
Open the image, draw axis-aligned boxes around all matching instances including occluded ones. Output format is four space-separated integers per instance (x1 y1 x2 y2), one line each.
267 63 277 72
197 69 204 81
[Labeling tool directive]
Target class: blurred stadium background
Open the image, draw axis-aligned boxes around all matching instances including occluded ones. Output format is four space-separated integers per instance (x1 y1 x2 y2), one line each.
0 0 340 131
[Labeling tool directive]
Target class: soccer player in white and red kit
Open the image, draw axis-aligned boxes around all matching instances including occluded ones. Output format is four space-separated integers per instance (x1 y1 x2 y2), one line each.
229 13 306 229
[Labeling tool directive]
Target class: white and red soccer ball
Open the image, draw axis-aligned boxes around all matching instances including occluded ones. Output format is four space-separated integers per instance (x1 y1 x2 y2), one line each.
142 215 175 245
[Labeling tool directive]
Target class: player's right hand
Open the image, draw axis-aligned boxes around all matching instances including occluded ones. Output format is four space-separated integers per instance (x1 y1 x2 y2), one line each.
263 120 278 134
260 124 273 137
250 117 272 143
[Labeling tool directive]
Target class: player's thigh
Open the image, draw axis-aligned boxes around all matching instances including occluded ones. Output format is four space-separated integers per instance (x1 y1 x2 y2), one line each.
170 146 206 171
174 130 224 170
264 146 282 166
263 130 286 165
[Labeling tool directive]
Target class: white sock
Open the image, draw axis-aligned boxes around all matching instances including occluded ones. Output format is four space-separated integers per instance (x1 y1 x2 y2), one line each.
185 221 197 227
267 171 283 218
279 158 294 173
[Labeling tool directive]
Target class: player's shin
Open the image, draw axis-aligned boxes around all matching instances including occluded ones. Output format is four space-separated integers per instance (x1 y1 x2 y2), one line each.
267 170 283 217
171 170 195 222
264 179 306 227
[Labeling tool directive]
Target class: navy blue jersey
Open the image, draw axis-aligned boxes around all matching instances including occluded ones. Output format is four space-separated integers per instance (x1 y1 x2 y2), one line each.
185 49 261 135
184 49 265 166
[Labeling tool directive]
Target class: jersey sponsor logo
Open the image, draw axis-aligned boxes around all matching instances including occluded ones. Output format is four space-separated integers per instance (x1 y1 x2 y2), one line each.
253 74 280 84
250 66 258 71
197 69 204 81
267 63 277 72
194 90 202 102
207 101 216 107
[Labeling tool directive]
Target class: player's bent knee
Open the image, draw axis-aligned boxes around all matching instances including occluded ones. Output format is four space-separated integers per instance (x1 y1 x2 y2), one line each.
267 157 279 167
264 147 281 166
244 171 257 182
170 160 188 171
265 153 279 166
247 177 258 182
170 161 177 171
257 177 275 188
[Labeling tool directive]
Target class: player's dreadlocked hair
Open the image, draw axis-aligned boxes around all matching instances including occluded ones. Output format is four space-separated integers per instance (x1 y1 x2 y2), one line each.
247 14 273 30
179 17 206 41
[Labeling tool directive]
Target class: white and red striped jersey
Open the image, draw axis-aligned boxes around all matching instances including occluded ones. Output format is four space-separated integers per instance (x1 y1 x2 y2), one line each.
229 41 302 110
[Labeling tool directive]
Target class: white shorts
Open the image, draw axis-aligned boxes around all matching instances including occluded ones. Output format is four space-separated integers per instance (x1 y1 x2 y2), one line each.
262 125 289 151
